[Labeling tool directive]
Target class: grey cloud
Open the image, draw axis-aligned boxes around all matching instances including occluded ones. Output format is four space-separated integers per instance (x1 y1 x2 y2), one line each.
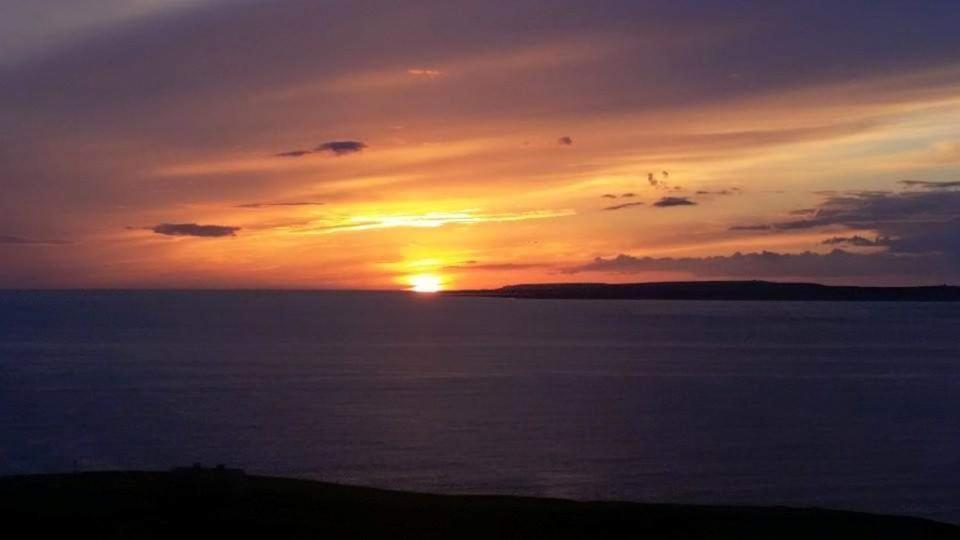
315 140 367 156
771 220 824 231
899 180 960 189
717 190 960 280
278 140 368 158
729 224 772 231
236 201 324 208
884 218 960 256
7 1 960 153
653 196 696 207
558 136 573 145
603 202 645 211
0 234 70 245
646 171 682 191
755 191 960 256
445 262 548 271
571 250 957 282
275 150 312 158
822 235 889 247
151 223 240 237
0 0 214 65
581 187 960 281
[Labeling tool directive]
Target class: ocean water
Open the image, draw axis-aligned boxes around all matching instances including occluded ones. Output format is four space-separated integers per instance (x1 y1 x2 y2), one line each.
1 291 958 522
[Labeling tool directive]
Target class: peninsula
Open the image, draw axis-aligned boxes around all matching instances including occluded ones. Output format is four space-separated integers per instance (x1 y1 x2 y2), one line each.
447 281 960 301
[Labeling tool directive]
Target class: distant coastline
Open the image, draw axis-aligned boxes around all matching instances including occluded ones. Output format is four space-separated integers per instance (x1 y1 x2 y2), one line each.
447 280 960 301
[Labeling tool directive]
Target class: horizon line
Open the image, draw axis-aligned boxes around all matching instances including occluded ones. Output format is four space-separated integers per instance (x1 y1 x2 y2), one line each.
0 279 956 293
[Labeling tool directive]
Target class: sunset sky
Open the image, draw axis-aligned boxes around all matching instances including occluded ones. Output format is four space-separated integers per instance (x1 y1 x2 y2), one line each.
3 0 960 289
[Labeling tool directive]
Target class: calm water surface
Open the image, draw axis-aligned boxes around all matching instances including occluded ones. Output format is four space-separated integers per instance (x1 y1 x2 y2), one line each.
1 291 957 522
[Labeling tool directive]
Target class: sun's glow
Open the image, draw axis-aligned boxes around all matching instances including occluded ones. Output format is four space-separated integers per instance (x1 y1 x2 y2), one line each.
409 274 443 293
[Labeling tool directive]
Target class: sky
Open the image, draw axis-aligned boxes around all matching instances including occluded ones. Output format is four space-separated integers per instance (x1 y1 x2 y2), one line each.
2 0 960 289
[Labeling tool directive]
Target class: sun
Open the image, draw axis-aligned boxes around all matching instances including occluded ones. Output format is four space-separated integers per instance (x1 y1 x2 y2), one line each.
409 274 444 293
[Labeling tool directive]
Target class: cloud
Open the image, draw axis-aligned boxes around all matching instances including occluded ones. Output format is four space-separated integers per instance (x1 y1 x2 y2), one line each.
0 234 70 245
298 209 574 234
621 192 636 198
276 141 369 157
315 140 367 156
717 189 960 280
729 224 772 231
150 223 240 237
558 136 573 145
653 196 696 207
236 201 324 208
695 189 735 195
570 250 957 282
822 235 888 247
601 194 617 199
407 68 441 78
603 201 645 211
899 180 960 189
444 261 547 271
275 150 312 158
646 171 675 188
0 0 214 65
747 191 960 255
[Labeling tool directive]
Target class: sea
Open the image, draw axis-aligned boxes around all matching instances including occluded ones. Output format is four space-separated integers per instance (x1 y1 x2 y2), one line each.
1 291 957 522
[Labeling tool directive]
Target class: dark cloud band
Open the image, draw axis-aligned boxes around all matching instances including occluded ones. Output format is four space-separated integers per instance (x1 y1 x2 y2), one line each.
151 223 240 237
653 197 696 207
572 250 957 281
603 202 645 211
315 140 367 156
0 234 70 245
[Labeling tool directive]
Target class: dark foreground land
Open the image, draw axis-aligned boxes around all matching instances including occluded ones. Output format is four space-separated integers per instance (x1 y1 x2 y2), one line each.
1 471 956 539
449 280 960 301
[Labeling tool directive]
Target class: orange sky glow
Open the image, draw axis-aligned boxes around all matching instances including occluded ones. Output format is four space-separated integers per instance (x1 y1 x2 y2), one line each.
3 1 960 289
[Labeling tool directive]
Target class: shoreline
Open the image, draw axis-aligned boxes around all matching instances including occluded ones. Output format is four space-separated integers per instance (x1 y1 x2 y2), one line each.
1 470 956 538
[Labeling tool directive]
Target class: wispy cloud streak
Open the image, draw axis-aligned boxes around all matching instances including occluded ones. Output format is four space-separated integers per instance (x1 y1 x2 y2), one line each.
295 209 574 234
